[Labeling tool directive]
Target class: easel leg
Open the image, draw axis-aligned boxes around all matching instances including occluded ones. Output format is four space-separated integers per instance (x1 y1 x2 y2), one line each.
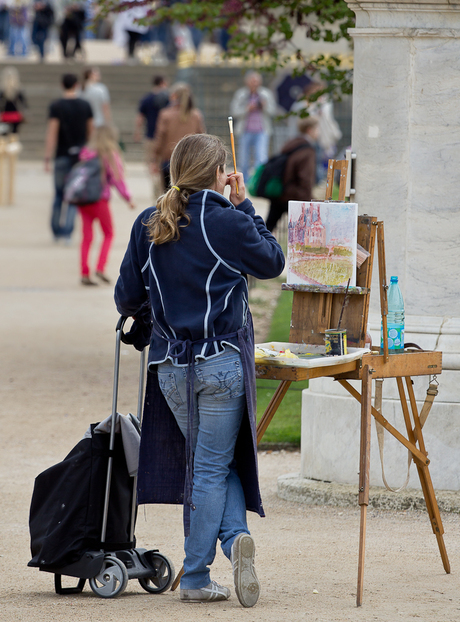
357 365 372 607
256 380 292 445
398 378 450 573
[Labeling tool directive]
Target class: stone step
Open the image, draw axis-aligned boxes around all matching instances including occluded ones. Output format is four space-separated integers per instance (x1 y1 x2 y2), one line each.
0 61 351 161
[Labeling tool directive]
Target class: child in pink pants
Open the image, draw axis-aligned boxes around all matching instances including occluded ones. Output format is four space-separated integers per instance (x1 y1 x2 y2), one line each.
79 126 135 286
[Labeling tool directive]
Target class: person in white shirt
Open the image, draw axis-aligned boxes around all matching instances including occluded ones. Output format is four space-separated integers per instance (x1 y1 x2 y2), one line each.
230 71 277 181
80 67 112 128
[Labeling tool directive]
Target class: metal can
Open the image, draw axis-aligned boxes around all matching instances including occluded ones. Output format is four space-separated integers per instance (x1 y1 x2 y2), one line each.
325 329 348 356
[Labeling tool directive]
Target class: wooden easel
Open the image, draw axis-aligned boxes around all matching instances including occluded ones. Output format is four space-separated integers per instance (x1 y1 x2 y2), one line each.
256 160 450 606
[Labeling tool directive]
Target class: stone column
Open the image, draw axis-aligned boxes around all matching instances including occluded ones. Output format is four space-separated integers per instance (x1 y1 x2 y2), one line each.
299 0 460 490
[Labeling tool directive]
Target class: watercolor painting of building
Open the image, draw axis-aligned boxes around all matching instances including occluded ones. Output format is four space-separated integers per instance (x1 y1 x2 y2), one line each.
287 201 358 287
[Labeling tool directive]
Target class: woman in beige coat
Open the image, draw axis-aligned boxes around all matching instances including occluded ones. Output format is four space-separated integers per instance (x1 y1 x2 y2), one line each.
152 82 206 190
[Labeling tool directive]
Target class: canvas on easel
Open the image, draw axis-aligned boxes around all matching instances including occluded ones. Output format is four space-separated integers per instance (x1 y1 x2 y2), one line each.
287 201 358 287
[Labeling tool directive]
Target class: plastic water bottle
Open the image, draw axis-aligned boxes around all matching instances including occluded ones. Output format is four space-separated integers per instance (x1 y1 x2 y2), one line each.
381 276 405 351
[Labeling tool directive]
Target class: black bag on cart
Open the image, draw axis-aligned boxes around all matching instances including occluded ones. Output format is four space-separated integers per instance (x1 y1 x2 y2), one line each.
27 318 176 599
28 424 134 573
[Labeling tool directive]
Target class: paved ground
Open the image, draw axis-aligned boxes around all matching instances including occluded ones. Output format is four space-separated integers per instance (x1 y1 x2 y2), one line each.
0 36 228 66
1 161 459 621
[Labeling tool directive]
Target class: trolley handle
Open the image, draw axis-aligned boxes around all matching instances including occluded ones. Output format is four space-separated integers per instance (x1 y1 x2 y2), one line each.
116 315 128 333
102 316 147 545
117 307 152 351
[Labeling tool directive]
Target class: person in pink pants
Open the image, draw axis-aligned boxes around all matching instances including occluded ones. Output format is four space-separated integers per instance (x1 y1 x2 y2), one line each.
78 126 135 286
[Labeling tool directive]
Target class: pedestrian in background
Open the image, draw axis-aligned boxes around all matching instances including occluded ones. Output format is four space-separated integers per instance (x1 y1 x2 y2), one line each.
152 81 205 190
0 1 9 46
230 71 277 182
59 2 86 60
44 73 93 242
0 66 27 134
8 0 28 57
31 0 54 62
77 126 134 286
287 81 342 187
265 116 319 232
81 67 112 127
112 2 149 63
133 74 169 200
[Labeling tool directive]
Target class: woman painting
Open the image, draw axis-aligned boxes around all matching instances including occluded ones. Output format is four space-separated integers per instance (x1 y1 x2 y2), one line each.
114 133 284 607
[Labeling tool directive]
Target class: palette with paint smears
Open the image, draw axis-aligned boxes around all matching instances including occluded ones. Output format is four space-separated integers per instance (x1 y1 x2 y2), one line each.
255 342 369 368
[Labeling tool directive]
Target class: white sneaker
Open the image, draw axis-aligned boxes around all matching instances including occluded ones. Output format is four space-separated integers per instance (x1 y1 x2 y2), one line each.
180 580 231 602
231 533 260 607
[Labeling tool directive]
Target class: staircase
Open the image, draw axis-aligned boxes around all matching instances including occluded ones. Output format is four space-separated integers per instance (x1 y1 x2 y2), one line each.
0 61 253 162
0 60 351 162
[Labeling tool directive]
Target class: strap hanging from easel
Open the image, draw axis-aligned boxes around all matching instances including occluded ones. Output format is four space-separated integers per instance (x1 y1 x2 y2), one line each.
375 379 439 493
375 421 411 493
374 380 411 493
418 381 438 430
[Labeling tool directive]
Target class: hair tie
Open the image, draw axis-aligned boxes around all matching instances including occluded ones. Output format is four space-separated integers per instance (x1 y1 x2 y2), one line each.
172 185 180 192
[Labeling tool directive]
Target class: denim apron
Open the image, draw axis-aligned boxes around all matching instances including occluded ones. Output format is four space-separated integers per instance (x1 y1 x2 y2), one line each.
137 313 264 535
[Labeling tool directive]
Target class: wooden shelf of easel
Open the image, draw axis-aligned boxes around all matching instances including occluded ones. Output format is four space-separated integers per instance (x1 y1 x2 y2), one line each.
338 348 442 380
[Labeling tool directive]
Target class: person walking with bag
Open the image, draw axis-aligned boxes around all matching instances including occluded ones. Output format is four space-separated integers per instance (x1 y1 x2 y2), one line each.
44 73 93 242
114 133 284 606
76 126 135 286
265 116 319 232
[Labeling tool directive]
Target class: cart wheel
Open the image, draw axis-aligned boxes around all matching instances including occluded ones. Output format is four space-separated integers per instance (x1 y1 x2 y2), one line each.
89 555 128 598
139 552 175 594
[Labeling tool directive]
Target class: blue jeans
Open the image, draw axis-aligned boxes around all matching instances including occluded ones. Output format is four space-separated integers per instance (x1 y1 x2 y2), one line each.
238 131 269 182
8 25 27 56
157 347 249 589
52 156 77 239
31 23 49 59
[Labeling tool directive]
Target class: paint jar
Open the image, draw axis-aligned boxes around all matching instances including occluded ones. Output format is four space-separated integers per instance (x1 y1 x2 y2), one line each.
325 329 348 356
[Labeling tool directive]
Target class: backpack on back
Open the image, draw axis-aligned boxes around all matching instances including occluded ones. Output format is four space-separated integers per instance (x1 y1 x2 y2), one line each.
247 143 312 200
64 156 103 205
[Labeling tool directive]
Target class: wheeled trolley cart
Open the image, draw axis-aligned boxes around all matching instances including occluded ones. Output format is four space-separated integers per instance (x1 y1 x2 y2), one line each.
28 317 175 598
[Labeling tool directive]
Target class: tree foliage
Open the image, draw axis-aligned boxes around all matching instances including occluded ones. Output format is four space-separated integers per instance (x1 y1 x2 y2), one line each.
98 0 354 98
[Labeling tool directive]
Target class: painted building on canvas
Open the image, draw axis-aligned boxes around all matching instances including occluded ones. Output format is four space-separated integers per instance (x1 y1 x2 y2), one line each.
288 202 326 247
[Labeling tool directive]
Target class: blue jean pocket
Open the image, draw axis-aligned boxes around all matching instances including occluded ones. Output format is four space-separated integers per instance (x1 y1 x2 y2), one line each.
195 359 244 401
157 370 185 408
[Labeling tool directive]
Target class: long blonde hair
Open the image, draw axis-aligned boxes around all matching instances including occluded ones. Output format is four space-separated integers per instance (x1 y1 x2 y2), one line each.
147 134 228 245
170 82 194 122
89 125 122 181
2 67 20 101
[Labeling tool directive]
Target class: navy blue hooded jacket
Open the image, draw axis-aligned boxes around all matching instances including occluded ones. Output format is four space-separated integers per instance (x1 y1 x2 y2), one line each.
115 189 284 524
115 189 285 365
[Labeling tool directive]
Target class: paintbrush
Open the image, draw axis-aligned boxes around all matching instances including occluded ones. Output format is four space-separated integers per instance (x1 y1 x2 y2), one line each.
337 277 351 330
227 116 239 195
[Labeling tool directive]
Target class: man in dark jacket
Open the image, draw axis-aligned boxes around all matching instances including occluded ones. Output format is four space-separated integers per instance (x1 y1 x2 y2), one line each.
265 115 319 232
31 0 54 61
133 75 169 201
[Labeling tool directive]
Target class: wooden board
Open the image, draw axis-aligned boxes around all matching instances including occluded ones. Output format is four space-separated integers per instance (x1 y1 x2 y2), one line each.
282 284 369 294
334 350 442 380
255 360 359 381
